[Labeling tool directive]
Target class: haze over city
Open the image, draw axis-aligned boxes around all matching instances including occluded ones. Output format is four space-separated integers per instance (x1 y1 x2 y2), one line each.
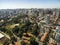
0 0 60 9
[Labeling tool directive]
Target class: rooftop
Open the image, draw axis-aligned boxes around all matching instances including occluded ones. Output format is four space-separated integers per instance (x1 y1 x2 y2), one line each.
0 33 4 39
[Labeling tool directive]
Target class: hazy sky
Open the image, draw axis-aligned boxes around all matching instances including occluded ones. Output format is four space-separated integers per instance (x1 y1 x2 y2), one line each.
0 0 60 9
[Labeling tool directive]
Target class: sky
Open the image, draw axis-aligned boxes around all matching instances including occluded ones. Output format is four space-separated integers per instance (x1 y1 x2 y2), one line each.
0 0 60 9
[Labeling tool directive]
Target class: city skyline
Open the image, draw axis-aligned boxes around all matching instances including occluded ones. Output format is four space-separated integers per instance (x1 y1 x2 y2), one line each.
0 0 60 9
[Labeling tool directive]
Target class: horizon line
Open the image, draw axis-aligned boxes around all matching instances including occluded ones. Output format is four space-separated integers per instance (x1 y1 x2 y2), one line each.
0 7 60 9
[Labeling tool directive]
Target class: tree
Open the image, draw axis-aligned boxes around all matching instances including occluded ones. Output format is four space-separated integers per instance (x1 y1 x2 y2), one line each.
30 36 39 45
12 26 19 35
32 23 39 37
